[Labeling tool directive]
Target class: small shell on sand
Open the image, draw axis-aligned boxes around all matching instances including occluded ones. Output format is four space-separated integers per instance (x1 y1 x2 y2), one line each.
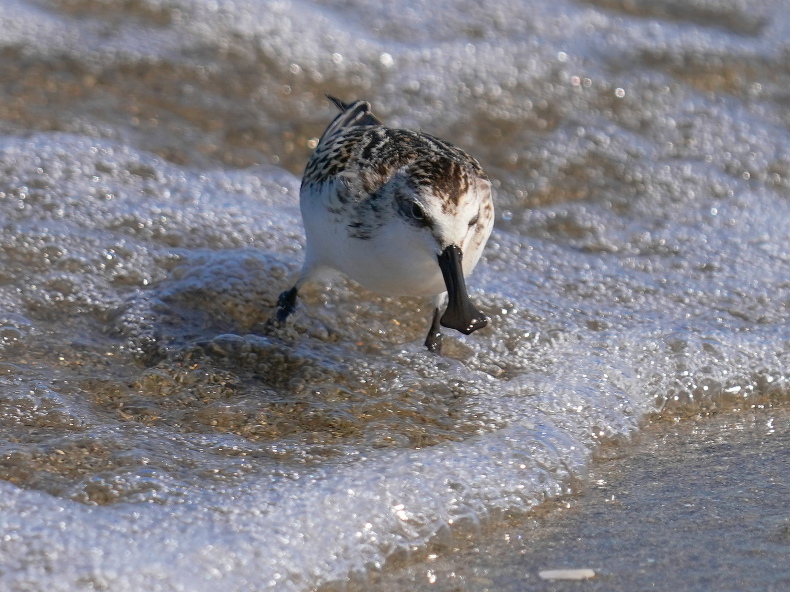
538 568 596 580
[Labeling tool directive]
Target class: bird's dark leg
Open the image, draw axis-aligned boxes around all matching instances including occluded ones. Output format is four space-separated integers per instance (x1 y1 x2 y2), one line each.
424 307 443 353
274 286 299 324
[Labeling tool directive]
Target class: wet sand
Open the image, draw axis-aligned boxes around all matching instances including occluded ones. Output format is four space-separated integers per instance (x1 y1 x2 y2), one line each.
355 404 790 592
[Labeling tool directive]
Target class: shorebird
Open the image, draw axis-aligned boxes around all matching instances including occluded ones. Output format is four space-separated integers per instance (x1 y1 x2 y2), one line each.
273 96 494 353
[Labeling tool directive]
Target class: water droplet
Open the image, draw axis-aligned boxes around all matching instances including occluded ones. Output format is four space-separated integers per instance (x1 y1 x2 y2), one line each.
379 53 394 68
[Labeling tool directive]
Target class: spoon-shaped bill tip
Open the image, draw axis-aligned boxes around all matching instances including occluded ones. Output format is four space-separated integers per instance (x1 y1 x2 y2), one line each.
437 245 488 335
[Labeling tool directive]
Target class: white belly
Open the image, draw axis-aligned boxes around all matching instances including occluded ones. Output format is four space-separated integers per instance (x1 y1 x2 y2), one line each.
340 239 446 296
304 212 446 296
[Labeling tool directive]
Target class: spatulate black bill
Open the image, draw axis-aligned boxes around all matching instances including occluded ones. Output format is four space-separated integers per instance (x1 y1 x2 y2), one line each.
437 245 488 335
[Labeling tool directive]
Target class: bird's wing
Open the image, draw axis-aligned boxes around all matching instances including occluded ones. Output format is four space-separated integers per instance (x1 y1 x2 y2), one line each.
317 96 382 148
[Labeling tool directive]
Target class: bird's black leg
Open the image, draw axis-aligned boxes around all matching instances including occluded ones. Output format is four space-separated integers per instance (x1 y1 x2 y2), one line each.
274 286 299 324
424 307 443 353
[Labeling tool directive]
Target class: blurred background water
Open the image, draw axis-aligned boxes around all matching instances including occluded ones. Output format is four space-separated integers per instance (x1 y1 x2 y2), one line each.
0 0 788 590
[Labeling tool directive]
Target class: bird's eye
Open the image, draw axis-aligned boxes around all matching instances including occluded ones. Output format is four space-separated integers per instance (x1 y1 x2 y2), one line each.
468 212 480 227
399 198 431 227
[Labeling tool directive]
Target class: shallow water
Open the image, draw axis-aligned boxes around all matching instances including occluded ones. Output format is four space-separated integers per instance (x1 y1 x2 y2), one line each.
0 0 789 590
359 404 790 592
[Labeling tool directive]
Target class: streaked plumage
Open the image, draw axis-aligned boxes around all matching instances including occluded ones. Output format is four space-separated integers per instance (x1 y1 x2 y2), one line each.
273 96 494 352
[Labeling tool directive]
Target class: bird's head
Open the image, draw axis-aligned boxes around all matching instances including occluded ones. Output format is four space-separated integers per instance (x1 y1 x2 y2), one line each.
392 156 494 334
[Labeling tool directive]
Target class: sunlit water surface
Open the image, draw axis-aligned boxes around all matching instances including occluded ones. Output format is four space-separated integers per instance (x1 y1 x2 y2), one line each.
0 0 789 590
